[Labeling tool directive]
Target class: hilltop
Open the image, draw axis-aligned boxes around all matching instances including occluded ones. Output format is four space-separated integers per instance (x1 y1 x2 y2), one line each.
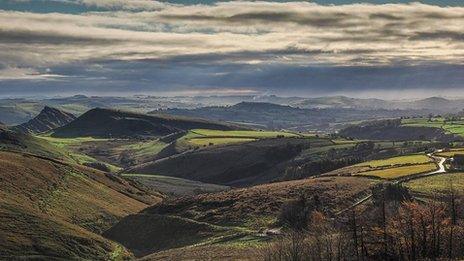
0 150 162 259
158 101 428 132
52 108 239 138
13 106 76 134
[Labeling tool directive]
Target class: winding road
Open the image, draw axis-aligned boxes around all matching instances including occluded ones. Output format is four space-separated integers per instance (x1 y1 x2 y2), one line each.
336 151 448 216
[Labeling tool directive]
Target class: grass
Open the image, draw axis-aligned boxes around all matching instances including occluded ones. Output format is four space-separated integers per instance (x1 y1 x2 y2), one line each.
188 129 301 138
178 129 303 147
36 135 121 172
356 163 437 179
38 135 106 149
0 151 160 259
402 117 464 137
356 154 432 168
120 139 168 158
121 174 229 196
406 172 464 194
187 137 257 146
436 149 464 158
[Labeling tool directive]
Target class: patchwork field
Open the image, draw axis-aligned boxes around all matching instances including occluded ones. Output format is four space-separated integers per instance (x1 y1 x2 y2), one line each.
356 154 432 168
328 154 438 180
181 129 303 147
402 117 464 137
356 163 437 179
406 172 464 194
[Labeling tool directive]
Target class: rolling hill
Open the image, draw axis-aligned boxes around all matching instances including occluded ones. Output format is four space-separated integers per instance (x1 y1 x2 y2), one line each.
104 176 379 257
13 106 76 134
126 137 312 187
52 108 240 138
157 101 429 132
0 125 67 159
0 150 162 259
339 119 462 142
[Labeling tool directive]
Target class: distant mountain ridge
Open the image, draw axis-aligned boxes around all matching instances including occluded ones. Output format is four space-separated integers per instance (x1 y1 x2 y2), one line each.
13 106 76 134
157 101 430 132
52 108 240 138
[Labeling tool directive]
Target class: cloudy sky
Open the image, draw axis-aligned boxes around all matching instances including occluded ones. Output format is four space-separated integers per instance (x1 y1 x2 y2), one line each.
0 0 463 98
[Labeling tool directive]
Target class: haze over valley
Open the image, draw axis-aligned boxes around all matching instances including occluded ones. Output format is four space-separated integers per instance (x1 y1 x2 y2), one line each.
2 0 464 260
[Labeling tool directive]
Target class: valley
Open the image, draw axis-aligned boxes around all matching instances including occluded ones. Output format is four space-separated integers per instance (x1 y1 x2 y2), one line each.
2 98 464 260
2 0 464 259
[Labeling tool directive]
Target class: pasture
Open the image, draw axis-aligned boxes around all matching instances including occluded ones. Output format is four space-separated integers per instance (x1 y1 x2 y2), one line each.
406 172 464 194
181 129 303 147
356 163 437 179
402 117 464 137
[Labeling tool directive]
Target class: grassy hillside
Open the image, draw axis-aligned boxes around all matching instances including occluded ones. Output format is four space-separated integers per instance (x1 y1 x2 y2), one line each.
52 108 239 138
0 126 68 160
327 154 438 180
121 174 230 197
406 172 464 194
180 129 302 147
127 137 312 186
0 151 162 259
105 176 378 257
340 119 460 142
402 117 464 137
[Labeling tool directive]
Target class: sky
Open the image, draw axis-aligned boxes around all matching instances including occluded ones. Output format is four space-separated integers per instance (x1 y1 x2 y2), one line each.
0 0 463 98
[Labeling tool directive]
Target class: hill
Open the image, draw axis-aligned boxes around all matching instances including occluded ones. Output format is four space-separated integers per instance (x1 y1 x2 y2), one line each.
52 108 239 138
0 150 162 259
104 176 379 257
0 126 67 159
339 119 462 142
126 137 312 187
13 106 76 134
157 101 428 132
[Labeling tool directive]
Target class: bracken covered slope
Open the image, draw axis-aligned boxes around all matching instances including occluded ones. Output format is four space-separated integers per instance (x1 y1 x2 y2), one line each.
105 176 378 258
0 151 162 260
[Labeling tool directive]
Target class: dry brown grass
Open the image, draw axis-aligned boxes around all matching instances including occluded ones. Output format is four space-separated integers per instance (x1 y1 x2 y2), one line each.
0 151 162 259
145 176 379 227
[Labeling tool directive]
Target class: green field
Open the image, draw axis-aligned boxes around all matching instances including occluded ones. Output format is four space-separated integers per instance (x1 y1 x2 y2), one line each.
180 129 302 147
188 129 301 138
38 135 107 148
357 163 437 179
402 117 464 137
356 154 432 168
121 139 168 158
37 135 121 172
436 148 464 158
406 172 464 194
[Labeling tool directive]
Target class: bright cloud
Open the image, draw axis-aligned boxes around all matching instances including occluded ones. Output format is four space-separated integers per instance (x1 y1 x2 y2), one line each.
0 1 463 94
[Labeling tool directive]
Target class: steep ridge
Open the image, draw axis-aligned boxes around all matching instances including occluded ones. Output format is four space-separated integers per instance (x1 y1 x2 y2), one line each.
0 151 162 259
52 108 240 138
13 106 76 134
